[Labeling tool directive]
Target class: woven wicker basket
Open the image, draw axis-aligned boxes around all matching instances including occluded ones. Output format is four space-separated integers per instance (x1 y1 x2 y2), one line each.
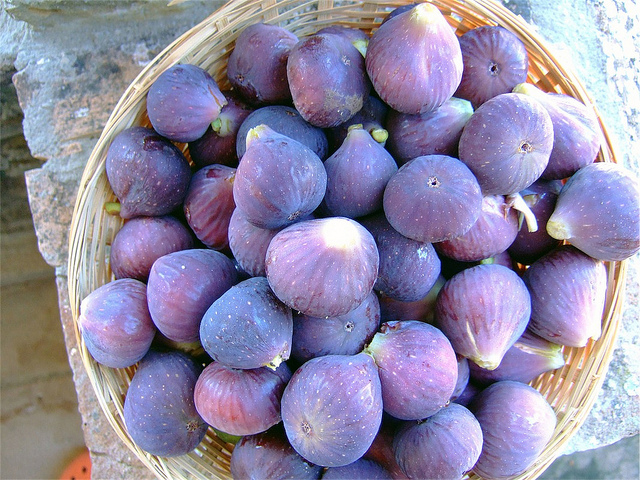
67 0 628 478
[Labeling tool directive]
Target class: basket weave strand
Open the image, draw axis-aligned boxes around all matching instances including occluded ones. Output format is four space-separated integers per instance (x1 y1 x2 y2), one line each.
67 0 627 479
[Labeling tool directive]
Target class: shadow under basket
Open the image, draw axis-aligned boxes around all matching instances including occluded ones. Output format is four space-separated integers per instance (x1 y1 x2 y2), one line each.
67 0 628 478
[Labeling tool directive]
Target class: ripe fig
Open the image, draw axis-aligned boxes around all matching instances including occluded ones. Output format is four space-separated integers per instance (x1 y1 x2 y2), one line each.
435 264 531 370
233 124 327 229
147 249 237 343
105 126 192 219
323 458 393 479
393 403 483 480
364 320 458 420
78 278 155 368
383 154 483 243
227 23 298 105
265 217 379 318
230 424 323 480
470 380 556 479
455 25 529 108
546 162 640 261
366 3 463 114
109 215 194 281
326 95 389 152
147 64 226 143
458 92 554 195
523 245 607 347
377 275 446 324
281 353 383 467
451 354 470 402
199 276 293 370
514 82 603 180
123 350 208 457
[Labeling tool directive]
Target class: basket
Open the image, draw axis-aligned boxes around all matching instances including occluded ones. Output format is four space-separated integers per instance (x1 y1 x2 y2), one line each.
67 0 628 478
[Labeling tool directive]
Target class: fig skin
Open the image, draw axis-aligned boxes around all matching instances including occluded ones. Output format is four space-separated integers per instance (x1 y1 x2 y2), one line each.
233 124 327 230
193 361 292 436
227 23 298 106
546 162 640 261
364 320 459 420
265 217 380 318
514 82 603 180
458 92 554 195
378 275 446 325
146 249 237 343
123 350 208 457
78 278 156 368
383 154 483 244
393 403 483 480
385 97 474 164
523 245 608 347
451 354 471 402
455 25 529 108
470 380 557 479
323 126 398 219
199 276 294 370
230 424 323 480
183 164 236 251
366 3 463 114
435 264 531 370
105 126 192 219
281 353 383 467
322 458 393 479
109 215 194 281
469 329 566 386
146 64 226 143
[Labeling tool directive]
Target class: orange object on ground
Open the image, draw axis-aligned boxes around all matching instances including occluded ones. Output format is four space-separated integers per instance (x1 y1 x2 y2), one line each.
59 448 91 480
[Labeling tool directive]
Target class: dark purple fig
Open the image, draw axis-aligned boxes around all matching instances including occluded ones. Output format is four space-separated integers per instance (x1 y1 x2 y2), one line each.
193 361 291 436
323 458 392 479
105 126 192 219
546 162 640 261
458 92 554 195
147 249 237 343
455 25 529 108
281 353 383 467
381 3 420 24
183 164 236 250
109 215 194 281
227 23 298 105
451 354 470 402
147 64 226 143
288 32 370 128
325 95 389 152
469 329 566 386
470 380 556 479
233 124 327 229
393 403 483 480
434 194 519 262
364 320 458 420
453 381 483 408
523 245 607 347
236 105 329 160
363 417 410 480
265 217 379 318
228 207 280 277
230 424 323 480
366 3 463 114
361 213 441 302
323 126 398 218
514 82 603 180
199 276 293 370
435 264 531 370
508 179 563 265
123 350 207 457
438 248 516 280
188 90 254 168
315 24 369 45
291 291 380 363
385 97 473 164
78 278 155 368
383 154 483 243
378 274 446 324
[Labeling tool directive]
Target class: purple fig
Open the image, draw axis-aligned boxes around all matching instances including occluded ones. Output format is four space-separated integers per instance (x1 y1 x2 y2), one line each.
451 354 470 402
366 3 463 114
326 95 389 152
323 458 392 479
377 274 446 324
546 162 640 261
281 353 383 467
435 264 531 370
523 245 608 347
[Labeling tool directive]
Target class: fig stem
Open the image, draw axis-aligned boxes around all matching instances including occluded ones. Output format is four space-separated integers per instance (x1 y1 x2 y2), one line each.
506 192 538 233
104 201 122 216
370 128 389 145
352 38 368 58
546 219 571 240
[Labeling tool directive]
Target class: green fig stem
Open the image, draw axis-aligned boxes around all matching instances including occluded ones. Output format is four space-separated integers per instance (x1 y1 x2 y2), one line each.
245 124 268 151
370 127 388 145
264 353 284 371
212 115 233 136
352 38 368 58
506 192 538 233
512 82 544 99
104 201 122 216
546 218 570 240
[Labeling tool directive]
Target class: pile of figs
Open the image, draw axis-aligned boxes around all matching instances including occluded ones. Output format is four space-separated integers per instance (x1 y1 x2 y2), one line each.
77 2 640 479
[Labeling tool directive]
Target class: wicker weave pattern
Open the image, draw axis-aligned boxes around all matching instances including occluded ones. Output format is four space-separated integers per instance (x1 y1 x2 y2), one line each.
67 1 627 478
